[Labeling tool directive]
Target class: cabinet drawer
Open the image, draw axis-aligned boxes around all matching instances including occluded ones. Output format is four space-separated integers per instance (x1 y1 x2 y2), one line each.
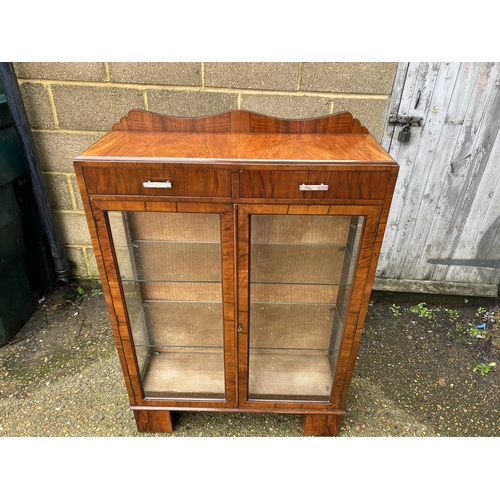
239 170 390 200
83 166 231 197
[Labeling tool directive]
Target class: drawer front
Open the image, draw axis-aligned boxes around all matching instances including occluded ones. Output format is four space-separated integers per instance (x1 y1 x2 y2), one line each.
239 170 390 200
83 166 231 197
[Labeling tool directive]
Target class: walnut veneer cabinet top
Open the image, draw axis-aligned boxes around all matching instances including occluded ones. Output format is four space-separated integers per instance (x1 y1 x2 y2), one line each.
74 110 399 436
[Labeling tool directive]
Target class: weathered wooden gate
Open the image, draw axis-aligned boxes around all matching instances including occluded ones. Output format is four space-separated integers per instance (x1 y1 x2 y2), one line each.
375 62 500 297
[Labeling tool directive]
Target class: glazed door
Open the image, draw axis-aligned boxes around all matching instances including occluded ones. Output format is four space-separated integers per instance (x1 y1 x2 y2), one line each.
93 201 236 407
237 204 381 407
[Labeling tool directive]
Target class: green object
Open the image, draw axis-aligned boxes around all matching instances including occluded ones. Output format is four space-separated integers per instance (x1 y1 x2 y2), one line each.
473 362 496 376
0 93 12 129
13 174 55 292
0 85 32 345
0 182 32 346
0 85 37 344
0 121 26 188
0 77 56 346
0 183 25 270
0 256 33 347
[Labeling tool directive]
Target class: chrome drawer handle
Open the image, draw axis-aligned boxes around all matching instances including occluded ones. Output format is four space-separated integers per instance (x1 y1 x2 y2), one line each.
143 180 172 189
299 183 328 191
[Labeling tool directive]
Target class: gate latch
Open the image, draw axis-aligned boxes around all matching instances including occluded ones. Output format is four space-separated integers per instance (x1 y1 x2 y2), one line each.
388 114 423 127
389 114 423 143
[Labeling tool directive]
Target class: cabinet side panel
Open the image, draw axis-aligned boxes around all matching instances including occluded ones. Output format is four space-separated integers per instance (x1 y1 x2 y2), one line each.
337 173 398 409
74 164 141 404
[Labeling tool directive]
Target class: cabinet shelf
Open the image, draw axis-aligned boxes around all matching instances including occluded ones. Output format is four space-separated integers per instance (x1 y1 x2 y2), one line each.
122 280 222 303
250 302 342 350
122 279 221 283
249 350 334 401
128 300 223 349
251 281 352 287
136 344 224 349
116 241 221 283
251 244 352 285
141 349 225 399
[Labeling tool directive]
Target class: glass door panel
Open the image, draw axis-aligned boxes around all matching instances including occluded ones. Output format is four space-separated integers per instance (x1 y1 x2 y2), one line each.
248 214 364 402
108 211 225 400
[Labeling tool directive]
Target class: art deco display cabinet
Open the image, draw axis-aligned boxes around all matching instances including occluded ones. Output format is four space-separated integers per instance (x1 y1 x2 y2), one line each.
74 110 398 436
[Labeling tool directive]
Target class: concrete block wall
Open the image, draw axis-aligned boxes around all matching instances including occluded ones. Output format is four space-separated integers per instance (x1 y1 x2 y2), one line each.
13 62 398 279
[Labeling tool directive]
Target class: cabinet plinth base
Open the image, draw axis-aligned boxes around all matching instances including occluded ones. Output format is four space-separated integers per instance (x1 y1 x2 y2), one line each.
302 414 342 436
132 409 343 436
133 409 174 433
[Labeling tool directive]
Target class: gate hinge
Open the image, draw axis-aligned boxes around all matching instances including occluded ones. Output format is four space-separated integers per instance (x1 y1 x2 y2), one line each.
428 258 500 269
388 114 423 127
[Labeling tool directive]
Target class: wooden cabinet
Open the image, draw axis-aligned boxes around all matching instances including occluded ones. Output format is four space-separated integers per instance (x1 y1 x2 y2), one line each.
74 110 398 436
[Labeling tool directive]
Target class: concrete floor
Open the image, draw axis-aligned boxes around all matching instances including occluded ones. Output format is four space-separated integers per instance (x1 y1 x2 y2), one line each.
1 283 499 438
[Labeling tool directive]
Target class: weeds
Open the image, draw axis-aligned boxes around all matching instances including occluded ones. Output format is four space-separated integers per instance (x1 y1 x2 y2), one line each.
445 308 460 320
410 302 434 320
455 335 472 345
390 304 402 317
473 362 496 375
469 326 485 338
75 285 103 297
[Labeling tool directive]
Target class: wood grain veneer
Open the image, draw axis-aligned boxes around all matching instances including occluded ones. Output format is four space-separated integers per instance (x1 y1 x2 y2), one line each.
111 109 369 134
74 110 398 436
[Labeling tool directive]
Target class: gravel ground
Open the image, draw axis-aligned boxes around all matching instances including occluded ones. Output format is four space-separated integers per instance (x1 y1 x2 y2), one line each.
1 282 499 438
